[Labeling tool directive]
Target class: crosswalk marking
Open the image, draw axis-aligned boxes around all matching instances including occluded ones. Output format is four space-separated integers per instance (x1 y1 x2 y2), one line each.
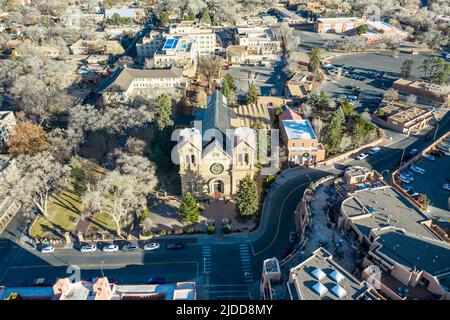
202 246 212 274
239 244 254 283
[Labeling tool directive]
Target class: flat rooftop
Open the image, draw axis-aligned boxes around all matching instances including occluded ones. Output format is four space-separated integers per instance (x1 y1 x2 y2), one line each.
289 248 373 300
375 229 450 277
341 186 439 239
345 166 373 177
317 17 360 23
282 119 317 140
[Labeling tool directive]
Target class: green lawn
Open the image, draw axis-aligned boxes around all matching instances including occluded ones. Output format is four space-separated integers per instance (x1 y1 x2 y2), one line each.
29 159 115 239
30 187 81 239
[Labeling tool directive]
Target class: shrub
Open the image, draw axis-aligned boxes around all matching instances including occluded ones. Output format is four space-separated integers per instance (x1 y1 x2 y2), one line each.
141 230 153 237
174 228 184 235
207 226 215 234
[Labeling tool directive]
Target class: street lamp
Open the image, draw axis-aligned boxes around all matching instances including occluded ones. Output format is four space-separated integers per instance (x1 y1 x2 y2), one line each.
433 123 439 141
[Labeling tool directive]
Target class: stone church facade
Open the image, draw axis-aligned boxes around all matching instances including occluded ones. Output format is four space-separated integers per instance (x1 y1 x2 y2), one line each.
177 90 257 199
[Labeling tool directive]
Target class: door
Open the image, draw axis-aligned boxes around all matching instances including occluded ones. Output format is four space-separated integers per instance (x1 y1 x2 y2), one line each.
213 180 224 199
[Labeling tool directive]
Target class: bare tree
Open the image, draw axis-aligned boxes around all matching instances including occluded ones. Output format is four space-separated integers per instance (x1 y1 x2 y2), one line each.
198 55 223 89
6 152 70 218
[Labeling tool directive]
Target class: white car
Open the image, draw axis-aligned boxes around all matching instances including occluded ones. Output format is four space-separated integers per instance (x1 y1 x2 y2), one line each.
423 154 435 161
41 246 55 254
369 147 381 155
102 244 119 252
356 153 369 160
443 184 450 191
80 244 97 253
410 165 425 175
143 243 160 251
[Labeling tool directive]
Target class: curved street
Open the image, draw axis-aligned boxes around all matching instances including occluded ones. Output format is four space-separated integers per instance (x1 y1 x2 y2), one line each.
0 111 449 299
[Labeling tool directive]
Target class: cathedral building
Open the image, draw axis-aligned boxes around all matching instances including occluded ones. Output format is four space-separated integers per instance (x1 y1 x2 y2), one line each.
176 90 258 199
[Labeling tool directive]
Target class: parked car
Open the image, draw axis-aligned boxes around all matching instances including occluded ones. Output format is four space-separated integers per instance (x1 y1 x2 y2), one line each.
443 184 450 191
356 153 369 160
33 278 52 287
431 150 445 157
401 171 415 181
166 242 185 250
402 185 413 192
369 147 381 155
289 231 296 243
102 244 119 252
410 165 425 175
147 277 167 284
398 176 412 184
143 243 160 251
122 243 140 251
41 246 55 254
80 244 97 253
407 189 420 197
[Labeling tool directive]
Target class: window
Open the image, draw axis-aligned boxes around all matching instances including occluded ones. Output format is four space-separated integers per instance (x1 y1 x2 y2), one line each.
244 153 249 165
185 155 190 164
191 154 195 164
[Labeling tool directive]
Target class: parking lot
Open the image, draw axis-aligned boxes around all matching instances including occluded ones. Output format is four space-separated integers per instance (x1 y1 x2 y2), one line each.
317 51 442 114
398 142 450 231
224 55 287 99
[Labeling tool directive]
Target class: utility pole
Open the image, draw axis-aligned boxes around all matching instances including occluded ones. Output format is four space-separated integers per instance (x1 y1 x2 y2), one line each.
433 123 439 141
399 148 406 168
100 260 105 278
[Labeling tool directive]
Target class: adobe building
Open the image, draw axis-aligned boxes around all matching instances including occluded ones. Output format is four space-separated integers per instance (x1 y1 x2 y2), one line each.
373 100 435 135
279 109 325 165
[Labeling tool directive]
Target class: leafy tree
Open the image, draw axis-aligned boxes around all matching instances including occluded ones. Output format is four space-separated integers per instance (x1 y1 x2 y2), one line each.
400 59 413 78
339 100 355 118
179 192 199 224
7 122 47 157
235 174 259 218
307 91 329 111
308 47 322 72
154 94 173 130
356 24 368 35
159 11 170 27
246 83 258 105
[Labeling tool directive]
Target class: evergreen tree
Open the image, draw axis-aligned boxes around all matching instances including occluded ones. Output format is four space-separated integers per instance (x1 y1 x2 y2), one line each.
308 47 322 72
320 113 343 155
235 175 259 218
221 78 231 98
223 73 236 91
179 192 199 224
200 8 211 24
154 94 173 130
400 59 413 78
246 84 258 105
